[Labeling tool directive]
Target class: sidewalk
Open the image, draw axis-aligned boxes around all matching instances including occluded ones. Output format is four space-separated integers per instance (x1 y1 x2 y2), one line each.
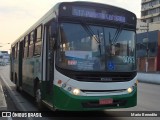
137 72 160 84
0 77 7 110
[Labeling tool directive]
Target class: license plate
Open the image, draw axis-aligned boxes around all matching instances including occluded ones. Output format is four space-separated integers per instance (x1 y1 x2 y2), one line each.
99 98 113 105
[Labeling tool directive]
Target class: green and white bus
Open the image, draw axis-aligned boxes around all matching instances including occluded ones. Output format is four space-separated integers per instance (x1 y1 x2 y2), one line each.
10 1 137 111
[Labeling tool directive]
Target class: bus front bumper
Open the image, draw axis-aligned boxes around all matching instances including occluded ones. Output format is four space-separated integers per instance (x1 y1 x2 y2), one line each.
53 85 137 111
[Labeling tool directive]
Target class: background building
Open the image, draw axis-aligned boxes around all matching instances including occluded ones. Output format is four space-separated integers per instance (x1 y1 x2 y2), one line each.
136 30 160 72
136 0 160 72
141 0 160 23
137 18 160 33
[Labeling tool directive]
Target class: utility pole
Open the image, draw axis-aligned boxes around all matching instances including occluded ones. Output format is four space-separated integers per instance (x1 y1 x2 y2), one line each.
146 22 149 72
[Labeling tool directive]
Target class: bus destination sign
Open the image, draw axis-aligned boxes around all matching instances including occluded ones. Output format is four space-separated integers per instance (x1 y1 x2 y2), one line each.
72 7 126 23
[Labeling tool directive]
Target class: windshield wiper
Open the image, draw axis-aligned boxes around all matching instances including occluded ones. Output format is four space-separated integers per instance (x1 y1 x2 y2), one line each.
81 22 100 43
109 24 123 55
80 22 102 55
109 24 123 45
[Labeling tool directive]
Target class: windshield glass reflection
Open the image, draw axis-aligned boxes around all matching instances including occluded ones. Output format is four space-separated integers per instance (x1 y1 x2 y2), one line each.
57 22 136 72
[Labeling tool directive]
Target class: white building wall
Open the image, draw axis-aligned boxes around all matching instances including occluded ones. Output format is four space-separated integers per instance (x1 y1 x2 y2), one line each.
137 18 160 33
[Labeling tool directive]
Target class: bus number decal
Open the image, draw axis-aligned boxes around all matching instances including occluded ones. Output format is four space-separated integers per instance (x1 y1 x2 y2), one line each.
123 56 135 63
68 60 77 65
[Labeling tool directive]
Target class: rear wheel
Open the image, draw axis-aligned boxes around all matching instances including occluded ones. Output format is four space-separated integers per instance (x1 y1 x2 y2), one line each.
11 72 13 81
15 74 19 91
35 82 43 110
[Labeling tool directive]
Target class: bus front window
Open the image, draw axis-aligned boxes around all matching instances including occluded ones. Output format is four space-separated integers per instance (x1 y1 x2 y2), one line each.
57 22 136 72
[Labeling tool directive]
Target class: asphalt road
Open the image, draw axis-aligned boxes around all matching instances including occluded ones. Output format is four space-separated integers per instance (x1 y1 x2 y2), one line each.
0 65 160 120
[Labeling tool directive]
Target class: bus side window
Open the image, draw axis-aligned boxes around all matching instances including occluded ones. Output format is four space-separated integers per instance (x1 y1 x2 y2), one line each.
24 35 29 58
27 34 30 58
34 25 42 56
29 31 35 57
14 45 16 59
15 43 19 59
20 39 24 59
23 39 25 58
14 44 17 59
17 42 19 59
12 46 15 60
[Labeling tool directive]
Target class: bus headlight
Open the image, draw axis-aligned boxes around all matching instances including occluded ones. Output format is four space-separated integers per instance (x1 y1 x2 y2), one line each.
73 88 80 96
127 87 133 93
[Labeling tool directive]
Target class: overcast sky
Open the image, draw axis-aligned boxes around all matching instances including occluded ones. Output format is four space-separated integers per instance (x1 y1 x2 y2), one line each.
0 0 141 52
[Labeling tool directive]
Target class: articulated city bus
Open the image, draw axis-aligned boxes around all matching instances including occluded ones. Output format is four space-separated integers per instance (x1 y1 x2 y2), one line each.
10 1 137 111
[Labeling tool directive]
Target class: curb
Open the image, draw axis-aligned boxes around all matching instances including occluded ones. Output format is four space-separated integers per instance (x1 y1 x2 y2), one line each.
0 80 7 110
0 73 35 120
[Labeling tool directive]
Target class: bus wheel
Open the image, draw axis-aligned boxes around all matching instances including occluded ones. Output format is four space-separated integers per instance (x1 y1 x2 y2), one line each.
15 74 20 92
15 73 17 84
11 72 13 81
16 85 22 93
35 83 43 110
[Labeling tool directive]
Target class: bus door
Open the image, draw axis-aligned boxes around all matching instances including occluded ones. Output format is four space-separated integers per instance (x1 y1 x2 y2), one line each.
45 22 56 103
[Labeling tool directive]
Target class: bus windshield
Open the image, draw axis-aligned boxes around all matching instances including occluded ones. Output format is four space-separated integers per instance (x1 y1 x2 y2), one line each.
57 22 136 72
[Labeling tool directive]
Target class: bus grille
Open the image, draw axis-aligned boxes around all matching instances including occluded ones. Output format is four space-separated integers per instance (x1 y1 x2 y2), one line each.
74 73 136 82
56 66 136 82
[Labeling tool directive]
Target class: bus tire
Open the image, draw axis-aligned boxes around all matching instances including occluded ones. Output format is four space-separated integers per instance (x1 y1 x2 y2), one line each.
15 73 17 84
11 72 13 81
16 83 22 93
15 74 20 92
34 81 43 110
